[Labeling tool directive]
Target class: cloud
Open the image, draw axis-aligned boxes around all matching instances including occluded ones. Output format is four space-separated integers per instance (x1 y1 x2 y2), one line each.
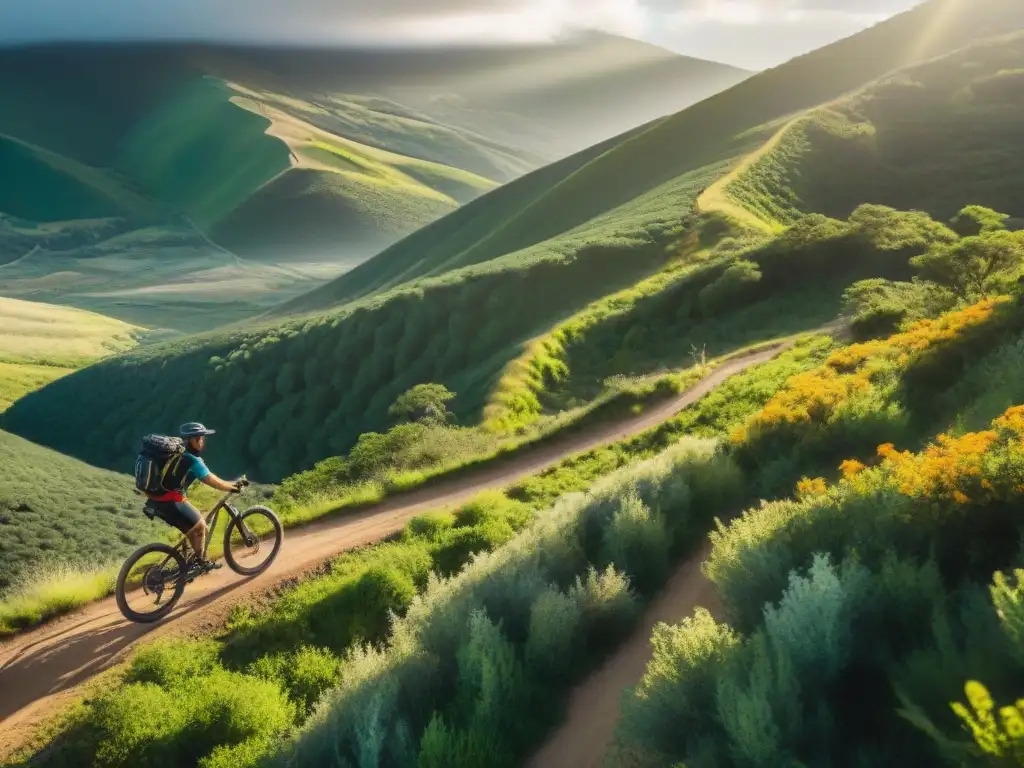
0 0 648 45
641 0 912 17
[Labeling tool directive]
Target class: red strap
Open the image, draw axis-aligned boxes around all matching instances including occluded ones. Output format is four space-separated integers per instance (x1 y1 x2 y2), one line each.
149 490 185 503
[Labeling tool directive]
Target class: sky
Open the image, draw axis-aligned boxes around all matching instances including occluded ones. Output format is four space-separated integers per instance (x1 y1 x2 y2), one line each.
0 0 925 70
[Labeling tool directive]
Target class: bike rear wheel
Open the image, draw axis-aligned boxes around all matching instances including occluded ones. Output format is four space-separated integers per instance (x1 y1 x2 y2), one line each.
223 506 283 576
116 543 188 623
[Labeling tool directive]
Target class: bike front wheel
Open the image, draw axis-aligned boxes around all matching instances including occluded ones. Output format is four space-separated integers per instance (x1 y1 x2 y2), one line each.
223 505 283 576
115 543 188 623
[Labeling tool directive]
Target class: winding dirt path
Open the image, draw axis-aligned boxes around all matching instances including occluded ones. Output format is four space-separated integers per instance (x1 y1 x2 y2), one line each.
529 544 717 768
0 342 789 754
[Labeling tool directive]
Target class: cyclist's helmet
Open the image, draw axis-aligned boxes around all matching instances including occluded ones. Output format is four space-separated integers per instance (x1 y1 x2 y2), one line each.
180 422 216 438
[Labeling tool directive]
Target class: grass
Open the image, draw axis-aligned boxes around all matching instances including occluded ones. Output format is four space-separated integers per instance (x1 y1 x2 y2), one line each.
0 295 141 412
0 429 147 621
0 296 142 366
0 134 156 224
0 362 72 413
0 562 118 637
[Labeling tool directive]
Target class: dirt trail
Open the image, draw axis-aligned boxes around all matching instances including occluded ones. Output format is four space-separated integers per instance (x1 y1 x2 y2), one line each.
0 343 787 752
529 543 717 768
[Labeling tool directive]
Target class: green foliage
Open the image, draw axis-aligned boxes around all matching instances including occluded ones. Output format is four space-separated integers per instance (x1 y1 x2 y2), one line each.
82 654 295 768
843 278 955 340
509 337 833 509
699 260 762 315
952 205 1011 237
539 205 945 405
911 230 1024 300
26 489 539 767
951 681 1024 765
276 439 739 767
389 384 456 424
600 489 670 594
613 609 739 765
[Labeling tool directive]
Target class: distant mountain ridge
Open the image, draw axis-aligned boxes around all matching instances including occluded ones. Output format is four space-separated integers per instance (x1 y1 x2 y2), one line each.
0 36 749 330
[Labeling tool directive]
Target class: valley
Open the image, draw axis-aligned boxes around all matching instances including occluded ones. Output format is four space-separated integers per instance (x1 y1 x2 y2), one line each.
0 37 748 332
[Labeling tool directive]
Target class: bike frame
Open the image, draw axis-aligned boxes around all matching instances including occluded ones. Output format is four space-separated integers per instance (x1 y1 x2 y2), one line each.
155 488 248 572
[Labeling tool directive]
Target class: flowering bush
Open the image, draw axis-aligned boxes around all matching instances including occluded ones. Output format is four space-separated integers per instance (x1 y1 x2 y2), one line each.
736 297 1007 444
731 297 1019 495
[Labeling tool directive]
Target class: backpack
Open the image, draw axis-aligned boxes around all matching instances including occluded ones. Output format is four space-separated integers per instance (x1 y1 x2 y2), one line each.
134 435 186 495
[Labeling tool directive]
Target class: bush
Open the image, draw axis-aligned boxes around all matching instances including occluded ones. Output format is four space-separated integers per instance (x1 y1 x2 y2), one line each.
389 383 456 424
430 520 517 577
698 260 762 315
278 438 741 767
88 665 295 768
613 609 739 766
126 639 221 687
600 489 670 594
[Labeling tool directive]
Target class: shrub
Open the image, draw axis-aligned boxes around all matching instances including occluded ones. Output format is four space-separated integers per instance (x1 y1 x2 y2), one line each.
430 520 517 577
279 439 740 767
88 666 295 768
698 260 762 315
951 205 1010 237
389 384 456 424
126 639 221 688
600 488 670 594
613 609 739 765
911 231 1024 300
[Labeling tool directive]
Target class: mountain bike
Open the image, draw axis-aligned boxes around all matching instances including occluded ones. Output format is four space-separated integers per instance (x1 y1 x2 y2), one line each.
115 476 283 623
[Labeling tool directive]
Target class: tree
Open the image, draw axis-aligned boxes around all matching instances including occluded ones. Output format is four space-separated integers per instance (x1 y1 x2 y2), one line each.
950 205 1009 237
388 384 455 425
911 230 1024 299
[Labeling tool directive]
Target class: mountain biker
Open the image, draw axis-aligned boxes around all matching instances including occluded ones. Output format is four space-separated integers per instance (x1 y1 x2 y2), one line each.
144 422 242 572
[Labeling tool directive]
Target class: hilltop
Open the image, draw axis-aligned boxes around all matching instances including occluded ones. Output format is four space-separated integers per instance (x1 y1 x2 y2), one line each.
4 0 1021 486
0 37 748 331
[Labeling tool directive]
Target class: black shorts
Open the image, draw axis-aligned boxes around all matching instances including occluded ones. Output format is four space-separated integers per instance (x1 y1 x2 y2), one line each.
147 500 203 535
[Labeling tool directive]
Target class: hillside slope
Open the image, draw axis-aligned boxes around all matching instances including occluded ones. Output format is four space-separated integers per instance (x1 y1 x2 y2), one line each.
0 428 146 594
279 0 1024 316
0 296 142 411
6 0 1023 484
0 38 747 330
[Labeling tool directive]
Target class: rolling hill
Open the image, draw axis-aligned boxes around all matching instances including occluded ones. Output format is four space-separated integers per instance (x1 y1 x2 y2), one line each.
0 38 749 331
0 296 142 411
4 0 1021 486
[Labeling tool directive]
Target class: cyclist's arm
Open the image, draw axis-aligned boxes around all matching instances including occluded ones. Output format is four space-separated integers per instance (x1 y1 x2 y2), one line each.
200 473 240 493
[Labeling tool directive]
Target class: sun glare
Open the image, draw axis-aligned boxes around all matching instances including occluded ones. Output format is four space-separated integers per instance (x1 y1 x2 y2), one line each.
903 0 967 67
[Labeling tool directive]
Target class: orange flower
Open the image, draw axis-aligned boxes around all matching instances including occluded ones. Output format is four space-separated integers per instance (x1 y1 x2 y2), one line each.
995 406 1024 436
877 443 900 460
839 458 867 479
736 298 1007 448
796 477 828 498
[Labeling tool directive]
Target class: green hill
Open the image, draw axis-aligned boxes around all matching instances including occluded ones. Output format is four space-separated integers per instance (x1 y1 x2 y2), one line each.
500 28 1024 415
0 428 146 593
0 296 142 411
0 39 748 331
5 0 1022 485
279 0 1024 317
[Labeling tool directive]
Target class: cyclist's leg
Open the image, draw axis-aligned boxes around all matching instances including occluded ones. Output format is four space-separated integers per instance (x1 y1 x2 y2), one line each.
175 502 206 560
150 501 205 559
